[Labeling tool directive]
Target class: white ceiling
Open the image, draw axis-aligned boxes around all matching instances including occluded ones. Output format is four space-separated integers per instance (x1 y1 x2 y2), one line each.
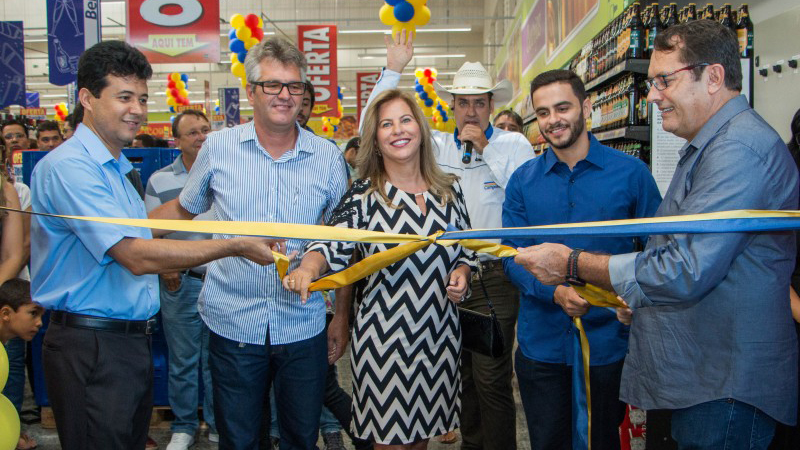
4 0 512 113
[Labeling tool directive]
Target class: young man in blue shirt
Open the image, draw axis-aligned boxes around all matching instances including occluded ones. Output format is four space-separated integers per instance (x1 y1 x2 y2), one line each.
503 69 662 450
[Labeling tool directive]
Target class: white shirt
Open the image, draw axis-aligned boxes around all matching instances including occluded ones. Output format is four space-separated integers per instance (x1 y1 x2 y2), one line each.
365 69 535 257
14 182 31 281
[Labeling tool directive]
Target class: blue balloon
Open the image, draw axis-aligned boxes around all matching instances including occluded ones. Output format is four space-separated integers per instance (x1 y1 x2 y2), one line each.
385 0 402 6
394 1 415 23
229 38 246 54
215 106 220 113
419 91 429 100
237 51 248 63
170 115 176 123
442 115 448 122
181 73 188 83
424 98 433 107
228 28 238 40
169 106 175 113
333 126 338 132
415 84 424 93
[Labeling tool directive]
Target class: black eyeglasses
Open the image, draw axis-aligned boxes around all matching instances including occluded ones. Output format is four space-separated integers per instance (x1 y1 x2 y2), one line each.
644 63 710 92
251 81 306 96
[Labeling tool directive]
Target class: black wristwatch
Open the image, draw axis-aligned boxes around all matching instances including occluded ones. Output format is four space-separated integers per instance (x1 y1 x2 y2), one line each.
566 248 586 286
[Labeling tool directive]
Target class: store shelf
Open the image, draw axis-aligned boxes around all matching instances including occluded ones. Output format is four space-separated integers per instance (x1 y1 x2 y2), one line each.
592 125 650 142
584 59 650 91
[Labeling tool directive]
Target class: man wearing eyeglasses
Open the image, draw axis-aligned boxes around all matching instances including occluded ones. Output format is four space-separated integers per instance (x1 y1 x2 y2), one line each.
515 20 798 448
2 119 32 169
149 37 348 450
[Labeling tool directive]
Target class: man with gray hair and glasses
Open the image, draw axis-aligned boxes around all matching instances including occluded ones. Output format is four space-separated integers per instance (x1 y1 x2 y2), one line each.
149 37 348 450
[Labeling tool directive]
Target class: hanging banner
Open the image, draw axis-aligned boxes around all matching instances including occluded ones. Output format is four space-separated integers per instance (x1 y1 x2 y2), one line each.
219 88 240 128
0 22 25 109
298 25 338 117
46 0 101 86
26 93 40 108
356 72 380 125
126 0 220 63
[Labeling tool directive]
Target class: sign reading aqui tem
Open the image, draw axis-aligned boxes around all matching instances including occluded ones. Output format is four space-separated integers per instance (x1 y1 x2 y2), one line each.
356 72 380 124
298 25 338 117
126 0 220 63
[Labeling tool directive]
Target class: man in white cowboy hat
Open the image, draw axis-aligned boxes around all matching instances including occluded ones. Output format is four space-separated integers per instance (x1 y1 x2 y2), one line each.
356 31 533 450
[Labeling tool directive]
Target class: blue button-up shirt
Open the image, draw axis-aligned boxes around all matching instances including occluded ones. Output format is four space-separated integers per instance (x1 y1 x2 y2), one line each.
180 122 348 345
503 134 662 365
30 124 159 320
609 95 799 425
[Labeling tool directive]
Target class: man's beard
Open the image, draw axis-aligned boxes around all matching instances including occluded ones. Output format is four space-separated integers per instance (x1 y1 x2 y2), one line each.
542 113 585 150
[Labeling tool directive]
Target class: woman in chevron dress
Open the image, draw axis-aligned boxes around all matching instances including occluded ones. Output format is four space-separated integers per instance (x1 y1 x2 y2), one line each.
285 89 478 448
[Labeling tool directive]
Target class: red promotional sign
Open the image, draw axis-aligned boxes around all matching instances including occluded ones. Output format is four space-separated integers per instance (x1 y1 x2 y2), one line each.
126 0 220 63
298 25 338 117
356 72 380 125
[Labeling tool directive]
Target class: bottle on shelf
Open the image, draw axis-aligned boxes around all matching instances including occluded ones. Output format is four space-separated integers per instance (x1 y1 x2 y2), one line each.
627 2 645 59
665 4 680 28
686 4 697 22
720 4 735 31
647 3 661 58
736 4 754 57
702 3 714 20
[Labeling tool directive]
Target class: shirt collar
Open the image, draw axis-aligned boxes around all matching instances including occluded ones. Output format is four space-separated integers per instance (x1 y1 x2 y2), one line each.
170 153 188 174
453 124 494 150
543 132 605 173
240 121 314 155
73 123 133 174
685 95 750 154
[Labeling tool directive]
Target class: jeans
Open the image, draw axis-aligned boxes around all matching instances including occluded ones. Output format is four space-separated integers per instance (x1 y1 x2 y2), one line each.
210 329 327 450
160 273 215 435
672 399 776 450
515 348 626 450
270 387 341 437
2 337 25 412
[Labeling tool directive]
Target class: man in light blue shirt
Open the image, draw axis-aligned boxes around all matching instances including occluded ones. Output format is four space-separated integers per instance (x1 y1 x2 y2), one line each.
515 20 797 449
149 37 349 450
31 41 284 450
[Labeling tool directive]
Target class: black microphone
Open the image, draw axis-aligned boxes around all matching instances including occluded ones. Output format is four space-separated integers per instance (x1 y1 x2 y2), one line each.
462 141 473 164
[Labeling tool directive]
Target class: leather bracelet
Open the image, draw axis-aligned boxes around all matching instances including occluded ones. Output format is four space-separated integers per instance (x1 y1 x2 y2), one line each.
566 248 586 286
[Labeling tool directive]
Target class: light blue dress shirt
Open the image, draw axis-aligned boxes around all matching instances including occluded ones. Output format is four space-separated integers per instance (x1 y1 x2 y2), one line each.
609 95 799 425
30 124 159 320
179 122 348 345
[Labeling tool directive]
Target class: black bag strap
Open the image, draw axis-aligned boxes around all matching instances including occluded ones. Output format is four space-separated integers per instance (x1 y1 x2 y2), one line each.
476 268 498 320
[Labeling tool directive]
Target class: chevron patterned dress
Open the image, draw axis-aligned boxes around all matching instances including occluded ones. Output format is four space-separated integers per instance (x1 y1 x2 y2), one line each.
308 178 478 444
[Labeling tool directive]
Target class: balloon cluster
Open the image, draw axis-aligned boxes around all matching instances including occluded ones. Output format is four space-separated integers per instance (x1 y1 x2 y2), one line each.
320 87 345 139
214 99 220 115
379 0 431 39
1 344 21 450
228 13 265 88
166 73 190 113
54 103 68 121
414 68 451 131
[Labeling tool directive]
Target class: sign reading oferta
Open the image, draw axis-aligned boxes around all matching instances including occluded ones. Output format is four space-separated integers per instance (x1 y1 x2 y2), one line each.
126 0 220 63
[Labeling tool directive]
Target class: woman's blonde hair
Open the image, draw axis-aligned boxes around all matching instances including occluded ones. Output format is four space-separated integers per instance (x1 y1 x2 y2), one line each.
356 89 457 206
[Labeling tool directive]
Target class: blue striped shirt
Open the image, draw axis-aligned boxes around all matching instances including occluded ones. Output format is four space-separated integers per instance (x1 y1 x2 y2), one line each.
179 122 348 345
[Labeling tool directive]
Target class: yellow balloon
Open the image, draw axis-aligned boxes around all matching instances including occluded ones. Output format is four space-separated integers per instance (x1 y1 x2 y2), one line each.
175 80 186 90
0 394 20 450
230 14 245 29
430 67 438 78
412 6 431 26
0 344 8 390
379 4 397 26
167 97 177 107
248 37 260 48
232 62 246 79
330 117 340 126
179 89 189 98
422 106 433 116
236 26 252 41
408 0 427 7
240 77 248 88
257 17 264 28
423 85 434 94
391 23 416 40
170 73 181 83
230 52 239 64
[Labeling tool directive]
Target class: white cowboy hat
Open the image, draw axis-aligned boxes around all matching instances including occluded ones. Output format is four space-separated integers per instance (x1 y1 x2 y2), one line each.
433 62 513 105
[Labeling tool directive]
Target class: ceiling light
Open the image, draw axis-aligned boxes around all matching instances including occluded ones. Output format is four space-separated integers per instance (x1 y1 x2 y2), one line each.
341 27 471 34
358 53 465 59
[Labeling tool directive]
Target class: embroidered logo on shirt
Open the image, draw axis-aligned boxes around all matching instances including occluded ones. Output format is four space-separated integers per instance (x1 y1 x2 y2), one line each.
484 181 500 190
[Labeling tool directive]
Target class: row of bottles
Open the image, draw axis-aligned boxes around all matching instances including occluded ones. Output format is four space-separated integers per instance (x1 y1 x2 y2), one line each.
607 140 651 166
588 74 649 132
571 2 754 82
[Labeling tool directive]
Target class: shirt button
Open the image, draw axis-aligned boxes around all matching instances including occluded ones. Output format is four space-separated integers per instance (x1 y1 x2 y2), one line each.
569 202 575 207
570 179 575 184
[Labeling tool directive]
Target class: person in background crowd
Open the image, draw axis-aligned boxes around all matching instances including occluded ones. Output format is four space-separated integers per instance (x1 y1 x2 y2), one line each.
297 81 315 130
63 113 76 140
144 109 217 450
149 37 348 450
364 31 533 449
31 40 285 450
770 107 800 450
0 172 31 450
2 120 31 171
36 121 64 151
493 109 524 134
343 137 360 181
515 20 798 449
286 88 477 450
132 133 157 148
503 69 661 450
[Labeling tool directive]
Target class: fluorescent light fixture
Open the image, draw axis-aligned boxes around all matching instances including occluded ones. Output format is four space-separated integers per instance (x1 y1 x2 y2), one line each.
358 53 465 59
343 96 356 100
341 27 471 34
40 94 67 98
25 38 49 43
220 31 276 36
341 104 357 108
